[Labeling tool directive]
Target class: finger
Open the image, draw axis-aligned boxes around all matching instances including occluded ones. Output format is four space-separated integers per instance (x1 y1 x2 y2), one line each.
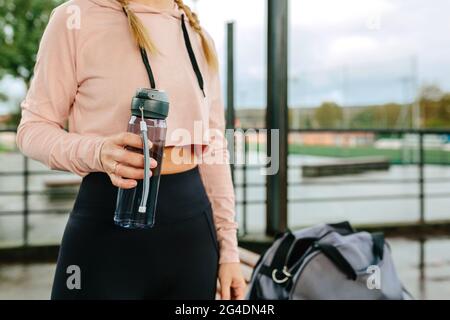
114 132 153 149
102 158 117 175
109 173 137 189
113 132 142 148
115 149 145 168
150 158 158 169
232 284 246 300
121 151 158 169
114 149 158 170
220 280 231 300
116 164 153 180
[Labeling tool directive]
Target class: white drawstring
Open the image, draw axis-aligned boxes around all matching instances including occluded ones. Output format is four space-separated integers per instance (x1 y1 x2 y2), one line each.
138 106 150 213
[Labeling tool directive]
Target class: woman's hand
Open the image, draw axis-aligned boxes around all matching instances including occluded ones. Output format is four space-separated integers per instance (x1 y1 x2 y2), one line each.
218 263 247 300
99 132 157 189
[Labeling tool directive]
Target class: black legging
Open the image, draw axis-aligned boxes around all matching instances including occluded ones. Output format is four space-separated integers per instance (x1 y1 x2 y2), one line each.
51 167 219 300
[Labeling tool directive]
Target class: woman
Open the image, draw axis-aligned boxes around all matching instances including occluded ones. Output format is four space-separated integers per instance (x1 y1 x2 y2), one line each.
16 0 246 300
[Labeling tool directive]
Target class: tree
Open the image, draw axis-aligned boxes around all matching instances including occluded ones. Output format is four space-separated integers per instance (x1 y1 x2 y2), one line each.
419 84 444 101
349 106 376 129
0 0 63 87
302 115 313 129
419 85 450 128
0 0 63 128
313 102 343 128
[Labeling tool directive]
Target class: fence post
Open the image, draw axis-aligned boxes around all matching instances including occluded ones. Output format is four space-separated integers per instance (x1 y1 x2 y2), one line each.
23 156 29 247
242 135 248 236
418 131 425 225
266 0 289 236
419 237 426 299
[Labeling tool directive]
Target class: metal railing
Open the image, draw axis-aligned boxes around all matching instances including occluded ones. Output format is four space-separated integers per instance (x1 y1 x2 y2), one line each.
1 128 450 246
0 128 75 247
232 128 450 236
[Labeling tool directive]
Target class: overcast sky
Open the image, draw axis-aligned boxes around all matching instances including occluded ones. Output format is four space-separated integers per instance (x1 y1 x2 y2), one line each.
187 0 450 108
1 0 450 114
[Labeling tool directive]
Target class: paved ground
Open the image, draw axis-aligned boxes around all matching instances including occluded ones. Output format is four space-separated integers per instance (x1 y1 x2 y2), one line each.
0 263 56 300
0 237 449 300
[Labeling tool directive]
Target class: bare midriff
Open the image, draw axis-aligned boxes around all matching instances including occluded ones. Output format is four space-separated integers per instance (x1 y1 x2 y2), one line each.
160 146 198 175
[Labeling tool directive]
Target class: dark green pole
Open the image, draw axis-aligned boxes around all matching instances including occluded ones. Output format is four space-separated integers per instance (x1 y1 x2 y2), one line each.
226 21 235 130
266 0 289 236
226 21 236 182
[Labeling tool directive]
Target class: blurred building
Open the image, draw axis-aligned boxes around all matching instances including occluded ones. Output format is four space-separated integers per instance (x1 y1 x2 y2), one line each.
290 132 375 147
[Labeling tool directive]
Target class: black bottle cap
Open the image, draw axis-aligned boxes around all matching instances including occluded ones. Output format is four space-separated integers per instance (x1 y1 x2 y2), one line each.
131 88 169 120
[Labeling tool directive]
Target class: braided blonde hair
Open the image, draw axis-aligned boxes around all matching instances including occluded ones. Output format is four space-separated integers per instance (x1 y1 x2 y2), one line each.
117 0 159 54
116 0 218 70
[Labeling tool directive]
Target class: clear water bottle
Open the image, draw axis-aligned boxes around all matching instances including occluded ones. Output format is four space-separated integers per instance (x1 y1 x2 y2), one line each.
114 88 169 229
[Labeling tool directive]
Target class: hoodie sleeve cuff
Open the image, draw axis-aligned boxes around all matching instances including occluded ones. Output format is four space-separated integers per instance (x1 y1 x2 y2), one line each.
217 228 241 264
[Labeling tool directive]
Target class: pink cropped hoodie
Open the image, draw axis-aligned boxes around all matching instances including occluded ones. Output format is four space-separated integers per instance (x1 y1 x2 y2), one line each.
16 0 240 264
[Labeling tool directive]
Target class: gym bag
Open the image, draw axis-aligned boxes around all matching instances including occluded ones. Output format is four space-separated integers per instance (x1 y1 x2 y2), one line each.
246 221 412 300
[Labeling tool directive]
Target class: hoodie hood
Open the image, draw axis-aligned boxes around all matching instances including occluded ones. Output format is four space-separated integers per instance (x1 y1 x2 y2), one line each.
88 0 183 18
